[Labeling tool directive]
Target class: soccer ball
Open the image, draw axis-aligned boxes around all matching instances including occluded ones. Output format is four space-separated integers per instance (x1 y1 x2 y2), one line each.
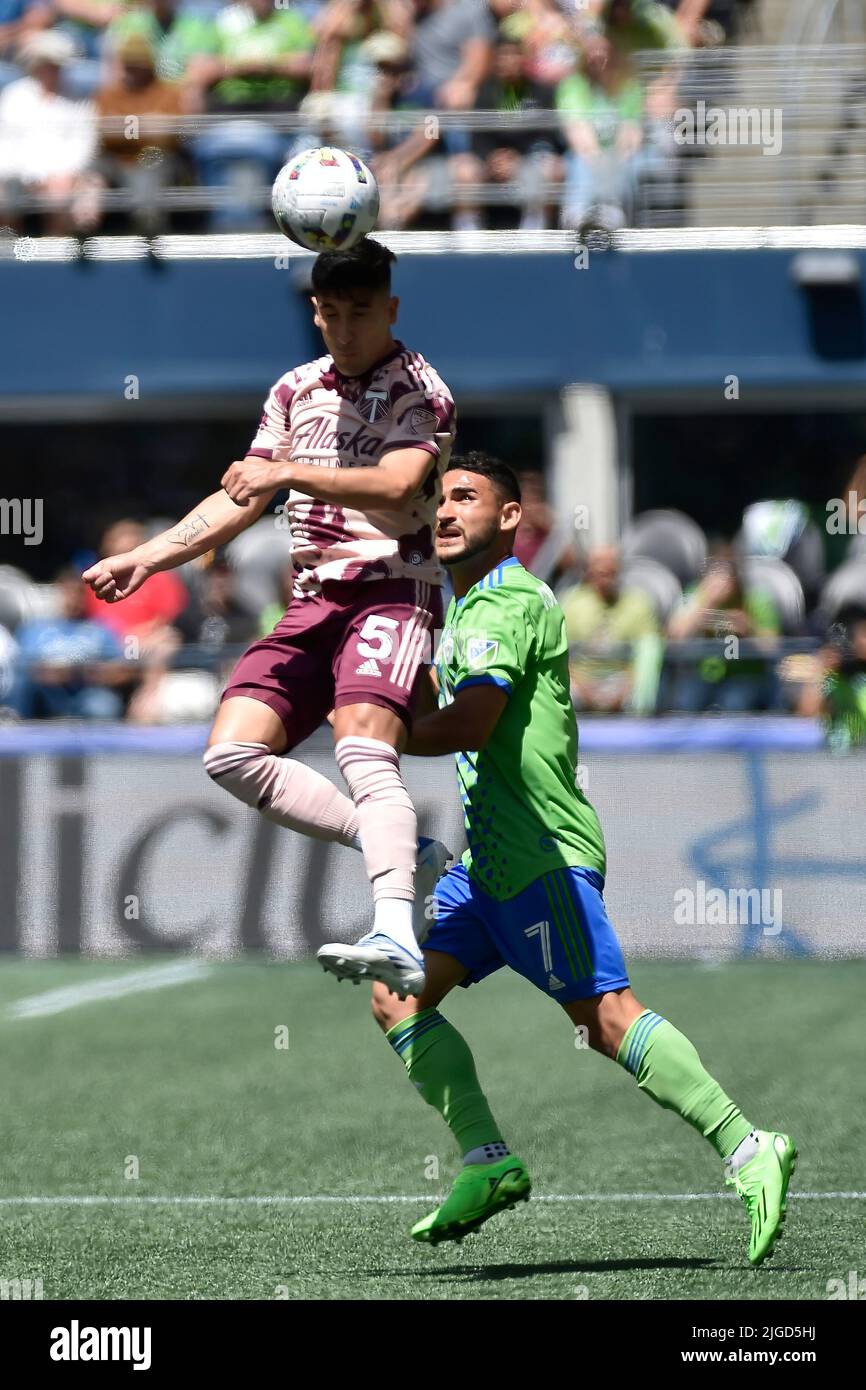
272 147 380 252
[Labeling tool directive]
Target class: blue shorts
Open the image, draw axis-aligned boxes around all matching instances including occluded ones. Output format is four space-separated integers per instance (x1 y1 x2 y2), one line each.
424 863 630 1004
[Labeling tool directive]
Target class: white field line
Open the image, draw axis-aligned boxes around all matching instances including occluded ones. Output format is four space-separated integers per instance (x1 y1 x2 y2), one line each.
7 962 212 1019
0 1192 861 1207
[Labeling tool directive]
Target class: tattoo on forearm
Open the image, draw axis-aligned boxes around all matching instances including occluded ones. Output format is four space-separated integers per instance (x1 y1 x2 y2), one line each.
169 513 209 548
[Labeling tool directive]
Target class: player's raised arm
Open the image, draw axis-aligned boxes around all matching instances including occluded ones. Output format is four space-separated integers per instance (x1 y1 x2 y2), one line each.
82 481 277 604
221 444 435 510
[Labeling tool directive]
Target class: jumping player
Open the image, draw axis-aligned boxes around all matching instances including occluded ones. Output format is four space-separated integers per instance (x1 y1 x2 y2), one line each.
368 452 797 1265
82 238 455 997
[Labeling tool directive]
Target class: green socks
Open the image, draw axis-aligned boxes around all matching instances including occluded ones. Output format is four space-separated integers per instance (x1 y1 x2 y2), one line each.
617 1010 753 1160
386 1005 753 1166
386 1008 504 1154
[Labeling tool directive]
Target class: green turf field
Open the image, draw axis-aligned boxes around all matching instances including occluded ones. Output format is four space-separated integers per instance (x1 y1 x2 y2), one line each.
0 956 862 1301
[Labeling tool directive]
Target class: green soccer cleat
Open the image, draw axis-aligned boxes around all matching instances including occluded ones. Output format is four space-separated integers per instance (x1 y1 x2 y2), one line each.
411 1156 532 1245
726 1130 798 1267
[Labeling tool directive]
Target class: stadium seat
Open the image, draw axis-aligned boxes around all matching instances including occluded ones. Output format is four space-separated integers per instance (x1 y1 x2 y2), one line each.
817 560 866 621
738 501 825 603
0 566 52 632
742 556 805 634
621 510 708 588
620 556 683 626
225 516 291 616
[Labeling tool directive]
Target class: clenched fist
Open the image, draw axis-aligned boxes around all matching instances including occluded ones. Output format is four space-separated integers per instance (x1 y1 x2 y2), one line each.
221 457 285 505
82 553 151 603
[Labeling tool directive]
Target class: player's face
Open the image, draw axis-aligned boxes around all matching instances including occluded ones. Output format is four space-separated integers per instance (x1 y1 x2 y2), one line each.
436 471 521 565
312 289 398 376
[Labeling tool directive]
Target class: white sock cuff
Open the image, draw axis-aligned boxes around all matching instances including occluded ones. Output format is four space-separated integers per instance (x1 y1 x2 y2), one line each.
334 735 400 769
203 741 270 777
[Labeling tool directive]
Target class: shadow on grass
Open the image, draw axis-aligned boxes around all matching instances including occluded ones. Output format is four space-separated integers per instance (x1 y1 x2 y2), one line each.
366 1256 716 1281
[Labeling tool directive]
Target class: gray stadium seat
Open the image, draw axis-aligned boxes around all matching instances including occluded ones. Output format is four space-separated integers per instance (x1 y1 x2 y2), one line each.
743 556 805 635
620 556 683 626
225 516 292 616
0 565 47 632
817 561 866 621
783 521 826 603
621 510 708 588
737 502 825 602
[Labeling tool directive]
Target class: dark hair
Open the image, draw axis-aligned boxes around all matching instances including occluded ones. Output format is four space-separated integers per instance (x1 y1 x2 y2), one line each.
447 451 522 504
312 237 396 297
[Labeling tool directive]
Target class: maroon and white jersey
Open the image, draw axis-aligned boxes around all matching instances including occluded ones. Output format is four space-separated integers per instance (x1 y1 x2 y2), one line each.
247 340 456 598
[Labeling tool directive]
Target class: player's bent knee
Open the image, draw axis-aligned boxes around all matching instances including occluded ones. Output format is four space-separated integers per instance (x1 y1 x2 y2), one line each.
207 695 288 753
203 741 270 809
370 981 410 1032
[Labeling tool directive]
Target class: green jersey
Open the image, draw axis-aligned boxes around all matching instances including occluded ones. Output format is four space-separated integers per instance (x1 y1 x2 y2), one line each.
435 556 606 899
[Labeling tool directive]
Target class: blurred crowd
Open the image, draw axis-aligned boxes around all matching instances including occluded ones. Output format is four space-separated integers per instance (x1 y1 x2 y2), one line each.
0 0 753 235
2 452 866 745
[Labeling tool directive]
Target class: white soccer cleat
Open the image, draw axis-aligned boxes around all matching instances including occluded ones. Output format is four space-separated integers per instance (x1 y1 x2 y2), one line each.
414 837 453 945
317 933 425 1000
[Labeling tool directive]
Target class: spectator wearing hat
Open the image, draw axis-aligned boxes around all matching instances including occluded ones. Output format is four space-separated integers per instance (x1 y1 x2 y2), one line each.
310 0 411 95
0 29 98 233
361 30 440 229
106 0 224 91
92 31 185 232
295 28 411 154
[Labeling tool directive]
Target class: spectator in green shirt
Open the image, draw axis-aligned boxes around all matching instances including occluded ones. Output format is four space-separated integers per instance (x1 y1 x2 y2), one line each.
560 544 662 714
107 0 221 90
667 546 780 712
798 606 866 751
556 36 646 231
185 0 315 111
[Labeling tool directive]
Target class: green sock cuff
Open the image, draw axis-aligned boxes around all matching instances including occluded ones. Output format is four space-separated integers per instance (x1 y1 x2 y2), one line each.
621 1012 753 1161
616 1009 664 1074
386 1008 445 1057
385 1008 504 1155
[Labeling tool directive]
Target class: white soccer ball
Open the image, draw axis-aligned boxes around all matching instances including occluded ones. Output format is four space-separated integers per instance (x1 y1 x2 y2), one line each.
272 147 380 252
